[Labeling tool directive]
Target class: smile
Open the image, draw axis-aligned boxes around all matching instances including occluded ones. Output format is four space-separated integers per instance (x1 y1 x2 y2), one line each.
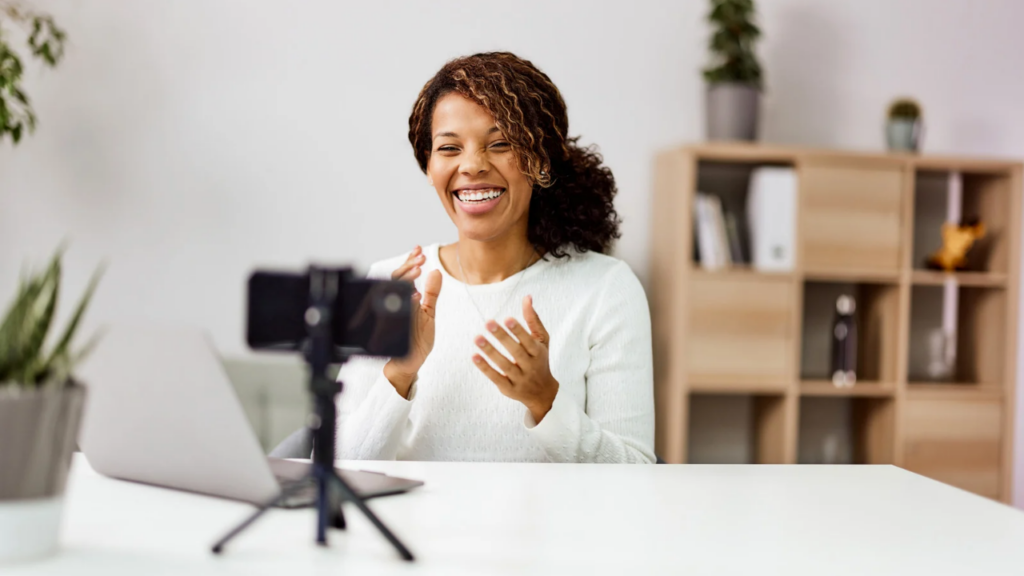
453 188 506 203
452 187 507 215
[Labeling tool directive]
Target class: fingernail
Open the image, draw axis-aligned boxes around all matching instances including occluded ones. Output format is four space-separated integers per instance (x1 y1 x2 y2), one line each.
472 356 482 363
486 322 499 332
504 318 516 328
475 336 487 347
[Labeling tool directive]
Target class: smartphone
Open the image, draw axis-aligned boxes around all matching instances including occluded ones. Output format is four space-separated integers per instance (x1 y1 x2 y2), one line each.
246 269 413 360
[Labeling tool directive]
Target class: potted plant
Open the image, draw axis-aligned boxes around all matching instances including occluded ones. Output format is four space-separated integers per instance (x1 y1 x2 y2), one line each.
703 0 764 141
886 98 923 152
0 250 101 562
1 2 67 145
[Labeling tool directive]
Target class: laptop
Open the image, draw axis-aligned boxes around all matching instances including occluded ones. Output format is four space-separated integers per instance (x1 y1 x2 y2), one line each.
77 325 422 508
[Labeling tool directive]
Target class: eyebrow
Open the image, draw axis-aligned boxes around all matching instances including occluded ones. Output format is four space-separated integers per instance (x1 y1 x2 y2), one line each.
433 127 502 139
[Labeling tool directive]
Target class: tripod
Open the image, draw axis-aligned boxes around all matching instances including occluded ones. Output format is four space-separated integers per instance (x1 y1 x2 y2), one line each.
211 267 414 561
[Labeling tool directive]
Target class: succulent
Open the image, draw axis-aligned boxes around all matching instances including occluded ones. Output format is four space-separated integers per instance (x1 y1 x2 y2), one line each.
0 249 102 388
888 98 922 120
702 0 764 89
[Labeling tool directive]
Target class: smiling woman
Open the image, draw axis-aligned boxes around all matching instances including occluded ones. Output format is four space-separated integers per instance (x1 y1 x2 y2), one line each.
334 52 655 464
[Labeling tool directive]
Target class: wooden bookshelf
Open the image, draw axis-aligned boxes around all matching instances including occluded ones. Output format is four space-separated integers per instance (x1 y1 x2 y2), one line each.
650 142 1021 502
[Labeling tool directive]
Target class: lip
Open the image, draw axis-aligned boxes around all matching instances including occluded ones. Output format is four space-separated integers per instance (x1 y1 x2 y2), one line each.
452 183 505 192
454 189 506 215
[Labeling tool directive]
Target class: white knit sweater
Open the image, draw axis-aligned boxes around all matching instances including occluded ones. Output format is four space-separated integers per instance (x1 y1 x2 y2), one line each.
335 243 655 463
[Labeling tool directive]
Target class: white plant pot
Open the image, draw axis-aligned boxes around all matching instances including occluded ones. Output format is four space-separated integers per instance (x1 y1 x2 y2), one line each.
0 384 85 564
0 496 64 563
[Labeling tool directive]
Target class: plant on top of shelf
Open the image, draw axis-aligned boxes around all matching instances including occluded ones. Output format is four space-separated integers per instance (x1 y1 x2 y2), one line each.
887 98 921 120
702 0 764 142
885 97 923 153
0 248 102 562
0 0 68 145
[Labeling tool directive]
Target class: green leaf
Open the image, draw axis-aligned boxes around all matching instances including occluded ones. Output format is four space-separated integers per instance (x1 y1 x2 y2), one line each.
21 253 61 381
45 263 105 370
0 273 47 381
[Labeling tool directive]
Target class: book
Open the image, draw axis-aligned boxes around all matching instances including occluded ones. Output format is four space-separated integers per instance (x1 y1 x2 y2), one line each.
694 193 732 269
706 194 733 267
723 209 747 264
694 194 722 269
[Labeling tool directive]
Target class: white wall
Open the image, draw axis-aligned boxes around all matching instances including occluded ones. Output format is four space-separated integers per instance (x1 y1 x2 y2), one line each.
3 0 1024 504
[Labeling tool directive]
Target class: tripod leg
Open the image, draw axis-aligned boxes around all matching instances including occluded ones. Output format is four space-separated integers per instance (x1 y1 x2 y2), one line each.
212 477 313 554
316 472 329 545
329 472 415 562
332 505 346 530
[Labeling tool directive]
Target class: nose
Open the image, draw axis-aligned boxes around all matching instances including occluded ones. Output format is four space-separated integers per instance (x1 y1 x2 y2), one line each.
459 149 490 175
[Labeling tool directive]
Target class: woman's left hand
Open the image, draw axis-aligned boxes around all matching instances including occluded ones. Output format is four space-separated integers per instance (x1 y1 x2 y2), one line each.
472 295 559 423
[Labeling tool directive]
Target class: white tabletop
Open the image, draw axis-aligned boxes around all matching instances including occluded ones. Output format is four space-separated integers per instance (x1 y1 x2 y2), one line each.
7 454 1024 575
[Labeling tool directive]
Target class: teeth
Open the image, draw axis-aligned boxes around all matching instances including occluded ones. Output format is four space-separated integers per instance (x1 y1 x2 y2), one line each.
458 188 504 202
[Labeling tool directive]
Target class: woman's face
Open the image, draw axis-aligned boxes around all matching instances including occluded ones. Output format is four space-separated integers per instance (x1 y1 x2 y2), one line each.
427 93 533 243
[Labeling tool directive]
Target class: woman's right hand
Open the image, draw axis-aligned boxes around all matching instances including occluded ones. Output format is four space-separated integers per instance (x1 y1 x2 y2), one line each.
384 246 442 397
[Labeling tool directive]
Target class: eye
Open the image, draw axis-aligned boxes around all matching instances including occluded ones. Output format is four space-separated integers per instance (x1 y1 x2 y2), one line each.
490 141 511 150
437 145 459 153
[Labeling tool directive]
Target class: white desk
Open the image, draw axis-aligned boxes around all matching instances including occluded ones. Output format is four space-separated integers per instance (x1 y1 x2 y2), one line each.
8 454 1024 575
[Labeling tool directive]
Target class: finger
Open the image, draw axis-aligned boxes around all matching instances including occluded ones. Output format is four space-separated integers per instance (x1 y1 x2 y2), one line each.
420 270 442 313
485 320 531 365
397 266 422 282
474 335 519 377
390 249 425 280
472 354 513 393
501 318 542 357
421 268 442 303
522 295 549 346
392 259 419 280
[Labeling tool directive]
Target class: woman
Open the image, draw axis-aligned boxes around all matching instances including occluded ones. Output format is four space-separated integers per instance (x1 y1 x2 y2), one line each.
337 52 654 463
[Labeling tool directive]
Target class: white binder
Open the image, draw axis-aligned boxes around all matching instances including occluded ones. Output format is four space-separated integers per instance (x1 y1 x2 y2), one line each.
746 167 797 272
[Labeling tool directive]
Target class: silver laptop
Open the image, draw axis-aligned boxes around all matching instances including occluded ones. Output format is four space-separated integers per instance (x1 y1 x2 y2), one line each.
77 325 422 508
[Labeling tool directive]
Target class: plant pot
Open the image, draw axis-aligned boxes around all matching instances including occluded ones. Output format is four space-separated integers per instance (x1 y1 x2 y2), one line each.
0 384 85 563
886 118 922 152
706 82 761 141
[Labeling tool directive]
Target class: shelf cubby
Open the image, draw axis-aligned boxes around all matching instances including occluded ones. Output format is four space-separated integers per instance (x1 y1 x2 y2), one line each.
800 281 900 384
797 397 895 465
800 160 905 274
688 393 788 464
912 170 1013 274
687 274 795 389
691 160 794 269
907 284 1007 389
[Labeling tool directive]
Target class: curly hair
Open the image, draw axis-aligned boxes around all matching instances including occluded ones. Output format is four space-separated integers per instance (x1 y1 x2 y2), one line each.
408 52 621 258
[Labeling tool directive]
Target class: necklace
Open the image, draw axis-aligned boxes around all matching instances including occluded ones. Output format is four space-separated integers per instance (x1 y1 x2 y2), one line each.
456 243 538 325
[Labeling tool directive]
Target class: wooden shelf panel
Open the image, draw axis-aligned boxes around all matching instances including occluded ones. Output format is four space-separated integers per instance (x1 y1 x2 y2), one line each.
803 268 901 283
685 142 800 164
800 381 895 397
907 383 1004 401
689 380 790 395
691 266 793 282
910 270 1007 287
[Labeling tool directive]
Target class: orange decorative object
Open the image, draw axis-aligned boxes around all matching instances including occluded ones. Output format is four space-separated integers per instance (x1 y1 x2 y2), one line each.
926 220 986 272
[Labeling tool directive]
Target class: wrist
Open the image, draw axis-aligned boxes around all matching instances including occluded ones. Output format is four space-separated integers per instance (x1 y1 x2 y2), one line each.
528 379 559 423
384 360 418 398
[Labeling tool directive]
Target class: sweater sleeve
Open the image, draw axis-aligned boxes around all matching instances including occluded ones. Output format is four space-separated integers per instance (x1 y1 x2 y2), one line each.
525 261 656 464
334 259 415 460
